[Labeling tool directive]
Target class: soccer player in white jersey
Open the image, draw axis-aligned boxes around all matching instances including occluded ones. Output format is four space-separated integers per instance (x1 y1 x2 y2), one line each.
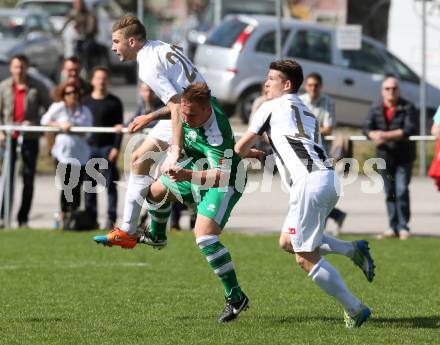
95 15 206 247
235 60 373 328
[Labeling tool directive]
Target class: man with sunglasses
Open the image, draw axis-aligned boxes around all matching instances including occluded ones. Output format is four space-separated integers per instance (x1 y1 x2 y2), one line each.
363 76 418 240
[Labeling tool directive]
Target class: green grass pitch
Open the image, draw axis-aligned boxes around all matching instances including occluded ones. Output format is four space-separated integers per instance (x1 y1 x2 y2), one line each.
0 230 439 345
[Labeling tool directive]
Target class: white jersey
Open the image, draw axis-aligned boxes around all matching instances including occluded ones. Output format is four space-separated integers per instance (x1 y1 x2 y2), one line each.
249 93 333 188
137 40 206 105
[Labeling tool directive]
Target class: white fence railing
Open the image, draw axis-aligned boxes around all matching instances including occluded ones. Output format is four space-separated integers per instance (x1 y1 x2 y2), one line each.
0 125 436 229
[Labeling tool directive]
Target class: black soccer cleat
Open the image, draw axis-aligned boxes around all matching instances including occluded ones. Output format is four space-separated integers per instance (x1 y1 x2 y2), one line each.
218 292 249 323
136 227 167 250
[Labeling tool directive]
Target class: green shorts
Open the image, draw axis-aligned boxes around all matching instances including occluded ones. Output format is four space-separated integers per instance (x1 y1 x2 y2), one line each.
160 175 243 229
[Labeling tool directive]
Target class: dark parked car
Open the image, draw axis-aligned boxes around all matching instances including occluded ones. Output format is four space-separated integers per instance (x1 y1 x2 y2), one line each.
0 8 63 80
16 0 137 83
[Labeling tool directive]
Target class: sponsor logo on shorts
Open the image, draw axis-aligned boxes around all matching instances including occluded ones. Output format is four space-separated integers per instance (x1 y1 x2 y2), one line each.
288 227 296 235
207 204 216 212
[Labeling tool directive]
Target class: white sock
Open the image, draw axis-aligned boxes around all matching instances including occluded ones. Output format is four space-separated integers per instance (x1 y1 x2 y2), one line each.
309 258 362 316
120 174 154 234
319 234 355 258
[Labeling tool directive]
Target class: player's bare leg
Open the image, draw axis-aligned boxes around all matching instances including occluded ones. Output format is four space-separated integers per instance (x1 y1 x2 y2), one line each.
279 233 375 282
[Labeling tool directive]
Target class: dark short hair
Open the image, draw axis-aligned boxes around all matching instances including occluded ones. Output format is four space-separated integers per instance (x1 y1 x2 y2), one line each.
305 72 323 86
269 59 304 93
90 66 110 79
10 54 29 66
64 56 82 65
112 14 146 41
181 83 211 106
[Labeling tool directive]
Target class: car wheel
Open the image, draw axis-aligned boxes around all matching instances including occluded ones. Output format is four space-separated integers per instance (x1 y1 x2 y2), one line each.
238 86 263 124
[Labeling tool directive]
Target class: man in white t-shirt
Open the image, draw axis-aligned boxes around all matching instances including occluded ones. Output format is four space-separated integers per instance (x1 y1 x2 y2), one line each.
235 60 373 329
94 15 206 248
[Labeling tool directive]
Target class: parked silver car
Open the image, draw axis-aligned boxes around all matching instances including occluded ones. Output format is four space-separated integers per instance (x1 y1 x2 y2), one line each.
195 15 440 125
16 0 137 82
185 0 285 59
0 8 63 80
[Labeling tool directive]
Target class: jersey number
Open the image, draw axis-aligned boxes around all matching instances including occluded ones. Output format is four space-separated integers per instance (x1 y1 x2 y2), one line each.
166 45 198 83
291 105 320 144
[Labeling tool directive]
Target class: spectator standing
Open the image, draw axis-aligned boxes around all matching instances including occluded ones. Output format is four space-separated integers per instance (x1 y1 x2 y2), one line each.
181 0 209 59
363 76 418 240
59 56 92 95
46 57 92 160
60 0 98 74
126 82 162 127
428 106 440 189
299 73 347 232
83 67 123 229
0 54 51 228
41 81 93 227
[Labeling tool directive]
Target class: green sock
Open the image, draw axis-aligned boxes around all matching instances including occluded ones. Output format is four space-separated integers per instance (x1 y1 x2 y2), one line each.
197 235 243 301
147 202 171 241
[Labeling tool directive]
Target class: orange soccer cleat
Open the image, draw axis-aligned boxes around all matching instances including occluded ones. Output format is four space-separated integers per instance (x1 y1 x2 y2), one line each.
93 227 138 249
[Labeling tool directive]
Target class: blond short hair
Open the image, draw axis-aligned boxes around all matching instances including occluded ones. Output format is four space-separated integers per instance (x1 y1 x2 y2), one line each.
112 14 146 41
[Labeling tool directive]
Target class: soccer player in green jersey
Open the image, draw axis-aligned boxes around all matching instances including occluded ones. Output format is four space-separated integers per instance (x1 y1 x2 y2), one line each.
138 82 249 322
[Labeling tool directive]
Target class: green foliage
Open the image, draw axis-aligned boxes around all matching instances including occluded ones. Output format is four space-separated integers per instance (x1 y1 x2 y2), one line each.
0 0 18 8
0 230 439 344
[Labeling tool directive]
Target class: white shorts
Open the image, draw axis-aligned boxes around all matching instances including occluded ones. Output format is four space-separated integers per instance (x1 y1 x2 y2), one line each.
148 120 172 145
282 170 339 252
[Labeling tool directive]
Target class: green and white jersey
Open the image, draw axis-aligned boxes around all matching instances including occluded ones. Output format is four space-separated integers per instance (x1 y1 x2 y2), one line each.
182 97 242 187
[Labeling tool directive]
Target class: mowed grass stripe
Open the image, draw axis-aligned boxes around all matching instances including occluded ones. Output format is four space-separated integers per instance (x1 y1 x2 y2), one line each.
0 230 439 345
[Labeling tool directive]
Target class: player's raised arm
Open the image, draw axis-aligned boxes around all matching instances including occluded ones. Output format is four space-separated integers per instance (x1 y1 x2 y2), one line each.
161 96 183 172
234 131 260 158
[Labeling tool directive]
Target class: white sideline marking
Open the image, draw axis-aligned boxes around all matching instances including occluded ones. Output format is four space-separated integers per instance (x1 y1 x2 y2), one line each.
0 262 150 270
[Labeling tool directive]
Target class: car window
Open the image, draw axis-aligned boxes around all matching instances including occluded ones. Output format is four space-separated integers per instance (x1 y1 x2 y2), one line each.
221 0 276 17
205 18 249 48
26 14 45 33
386 52 419 84
341 41 394 74
19 2 72 17
203 0 276 24
0 15 25 38
255 30 290 54
287 29 332 64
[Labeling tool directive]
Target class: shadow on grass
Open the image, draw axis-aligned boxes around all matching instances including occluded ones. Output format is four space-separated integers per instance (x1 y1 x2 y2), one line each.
269 315 440 329
370 316 440 329
272 315 340 325
12 316 65 323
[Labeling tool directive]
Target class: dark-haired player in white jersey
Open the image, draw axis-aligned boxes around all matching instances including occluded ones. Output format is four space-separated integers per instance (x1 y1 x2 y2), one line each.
94 15 207 248
235 60 373 328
